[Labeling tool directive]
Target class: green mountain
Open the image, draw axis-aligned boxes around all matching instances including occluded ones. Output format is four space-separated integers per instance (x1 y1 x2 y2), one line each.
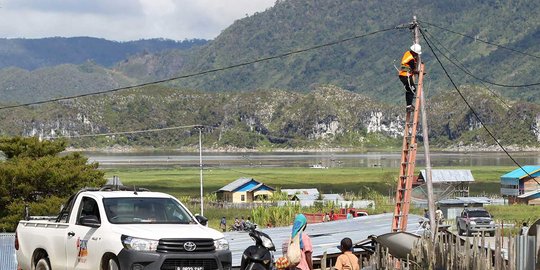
164 0 540 103
0 37 207 70
0 0 539 149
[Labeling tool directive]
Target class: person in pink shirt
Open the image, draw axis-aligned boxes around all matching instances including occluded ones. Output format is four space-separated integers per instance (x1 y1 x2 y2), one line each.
283 214 313 270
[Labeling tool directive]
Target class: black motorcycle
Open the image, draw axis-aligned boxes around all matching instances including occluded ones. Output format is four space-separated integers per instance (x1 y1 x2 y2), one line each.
240 226 276 270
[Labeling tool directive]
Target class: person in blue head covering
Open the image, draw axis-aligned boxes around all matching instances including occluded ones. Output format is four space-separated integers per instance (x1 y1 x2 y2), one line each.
289 214 313 270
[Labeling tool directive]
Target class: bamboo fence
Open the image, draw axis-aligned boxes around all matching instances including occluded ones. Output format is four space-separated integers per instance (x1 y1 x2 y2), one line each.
362 229 536 270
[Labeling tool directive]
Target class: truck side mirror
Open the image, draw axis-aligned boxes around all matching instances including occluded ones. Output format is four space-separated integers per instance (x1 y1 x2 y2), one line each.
79 215 101 228
195 215 208 226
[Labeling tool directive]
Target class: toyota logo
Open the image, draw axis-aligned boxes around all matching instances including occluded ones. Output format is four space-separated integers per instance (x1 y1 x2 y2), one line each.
183 242 197 252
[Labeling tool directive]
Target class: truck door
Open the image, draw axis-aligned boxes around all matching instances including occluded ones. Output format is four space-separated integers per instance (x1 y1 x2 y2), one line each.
65 196 105 270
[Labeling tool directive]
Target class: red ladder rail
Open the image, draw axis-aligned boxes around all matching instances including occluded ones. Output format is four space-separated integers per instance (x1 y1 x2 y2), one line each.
391 63 425 232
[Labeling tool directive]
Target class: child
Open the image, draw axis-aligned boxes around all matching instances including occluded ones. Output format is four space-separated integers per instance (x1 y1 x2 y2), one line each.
334 237 359 270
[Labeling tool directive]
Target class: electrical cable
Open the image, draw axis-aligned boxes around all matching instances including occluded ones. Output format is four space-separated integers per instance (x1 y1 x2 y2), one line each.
419 20 540 60
0 27 397 111
420 29 540 88
420 28 540 185
421 29 513 109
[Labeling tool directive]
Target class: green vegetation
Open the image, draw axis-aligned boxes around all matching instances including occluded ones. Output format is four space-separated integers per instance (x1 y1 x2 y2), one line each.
103 165 539 231
0 137 105 231
2 85 537 151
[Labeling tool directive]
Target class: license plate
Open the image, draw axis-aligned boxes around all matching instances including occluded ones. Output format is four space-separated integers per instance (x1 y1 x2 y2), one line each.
177 267 204 270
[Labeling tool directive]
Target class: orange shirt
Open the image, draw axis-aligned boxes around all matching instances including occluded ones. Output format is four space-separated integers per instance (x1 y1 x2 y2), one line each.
399 50 416 77
334 252 360 270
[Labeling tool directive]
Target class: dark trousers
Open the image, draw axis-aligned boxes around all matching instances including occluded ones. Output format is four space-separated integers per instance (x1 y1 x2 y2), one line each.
399 75 416 106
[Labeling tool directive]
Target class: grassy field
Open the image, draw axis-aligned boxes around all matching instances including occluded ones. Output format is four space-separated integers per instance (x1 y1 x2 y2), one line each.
103 166 516 197
102 166 539 230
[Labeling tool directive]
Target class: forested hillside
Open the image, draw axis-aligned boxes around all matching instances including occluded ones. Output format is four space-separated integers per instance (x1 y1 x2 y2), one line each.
0 0 538 150
0 37 207 70
169 0 539 103
0 85 538 150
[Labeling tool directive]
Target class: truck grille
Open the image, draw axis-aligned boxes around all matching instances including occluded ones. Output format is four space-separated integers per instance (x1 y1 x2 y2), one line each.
157 238 215 253
161 258 219 270
472 219 491 225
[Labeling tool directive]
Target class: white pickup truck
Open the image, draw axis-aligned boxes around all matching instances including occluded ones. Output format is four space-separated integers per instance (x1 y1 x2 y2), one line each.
15 186 232 270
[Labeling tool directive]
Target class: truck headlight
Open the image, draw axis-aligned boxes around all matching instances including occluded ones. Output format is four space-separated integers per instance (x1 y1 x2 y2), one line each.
122 235 158 251
214 238 229 250
489 220 495 225
469 221 476 225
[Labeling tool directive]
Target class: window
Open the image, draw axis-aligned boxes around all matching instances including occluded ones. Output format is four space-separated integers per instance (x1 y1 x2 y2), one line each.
77 197 101 225
103 197 195 224
241 195 245 202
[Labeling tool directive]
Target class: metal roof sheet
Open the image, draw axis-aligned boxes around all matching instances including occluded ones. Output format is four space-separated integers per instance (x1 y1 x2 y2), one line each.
322 194 344 201
456 196 491 204
294 194 319 201
419 169 475 183
218 177 257 192
0 233 16 270
224 213 424 267
501 166 540 180
282 188 320 196
517 189 540 198
246 183 275 192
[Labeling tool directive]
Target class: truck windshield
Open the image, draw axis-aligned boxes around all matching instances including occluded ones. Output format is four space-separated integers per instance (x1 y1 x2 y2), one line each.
103 198 195 224
468 210 490 218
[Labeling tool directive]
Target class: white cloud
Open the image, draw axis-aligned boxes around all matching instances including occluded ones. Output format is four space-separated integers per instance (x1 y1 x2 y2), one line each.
0 0 275 41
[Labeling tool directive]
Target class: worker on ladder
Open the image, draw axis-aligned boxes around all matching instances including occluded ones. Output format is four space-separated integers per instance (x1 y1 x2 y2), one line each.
398 43 421 112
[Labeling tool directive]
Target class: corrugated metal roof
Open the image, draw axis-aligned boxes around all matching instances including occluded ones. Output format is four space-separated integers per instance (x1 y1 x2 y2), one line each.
224 213 424 267
322 194 344 201
518 189 540 198
246 183 275 192
294 194 319 201
218 177 257 192
0 233 17 270
282 188 319 196
456 196 492 204
419 169 475 183
2 215 424 269
501 166 540 180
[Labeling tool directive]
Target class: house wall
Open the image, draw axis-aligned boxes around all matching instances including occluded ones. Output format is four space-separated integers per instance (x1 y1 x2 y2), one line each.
233 191 249 203
218 191 233 202
253 190 273 201
524 179 540 193
500 177 519 196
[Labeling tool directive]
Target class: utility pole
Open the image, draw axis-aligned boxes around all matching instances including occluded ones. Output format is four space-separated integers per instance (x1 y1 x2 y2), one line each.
412 16 436 239
196 125 204 216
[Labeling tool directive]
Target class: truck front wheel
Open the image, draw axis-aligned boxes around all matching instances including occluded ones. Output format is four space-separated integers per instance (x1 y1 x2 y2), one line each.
102 254 119 270
35 258 51 270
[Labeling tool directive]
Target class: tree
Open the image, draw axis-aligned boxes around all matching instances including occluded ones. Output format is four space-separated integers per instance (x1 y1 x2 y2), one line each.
0 136 105 231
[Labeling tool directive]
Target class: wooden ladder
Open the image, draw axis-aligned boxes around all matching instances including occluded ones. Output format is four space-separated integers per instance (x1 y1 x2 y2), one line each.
391 63 425 232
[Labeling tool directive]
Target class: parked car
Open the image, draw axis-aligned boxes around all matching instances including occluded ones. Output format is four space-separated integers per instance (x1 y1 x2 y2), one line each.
456 208 496 237
15 185 232 270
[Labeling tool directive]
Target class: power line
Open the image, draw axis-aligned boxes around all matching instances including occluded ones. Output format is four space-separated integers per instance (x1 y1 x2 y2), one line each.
419 20 540 60
0 27 397 111
419 28 540 88
43 124 202 139
420 28 540 185
421 30 513 109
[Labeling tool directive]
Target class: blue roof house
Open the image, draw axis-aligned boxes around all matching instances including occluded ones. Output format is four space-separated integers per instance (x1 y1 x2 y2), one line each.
217 177 275 203
500 166 540 205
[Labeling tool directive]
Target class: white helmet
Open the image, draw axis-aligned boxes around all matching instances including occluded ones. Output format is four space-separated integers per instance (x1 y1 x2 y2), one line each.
410 43 422 54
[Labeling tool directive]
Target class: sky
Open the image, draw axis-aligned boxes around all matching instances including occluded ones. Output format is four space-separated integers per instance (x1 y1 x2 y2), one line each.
0 0 276 41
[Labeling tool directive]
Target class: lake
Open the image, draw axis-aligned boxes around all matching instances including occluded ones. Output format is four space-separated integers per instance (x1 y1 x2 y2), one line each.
83 151 540 169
